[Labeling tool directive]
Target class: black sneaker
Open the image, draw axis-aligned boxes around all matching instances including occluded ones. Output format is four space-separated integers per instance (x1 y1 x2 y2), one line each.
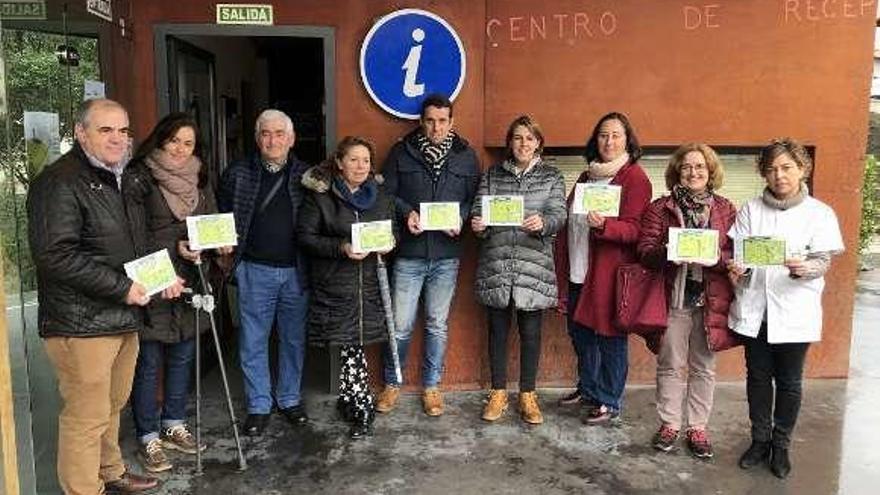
738 440 771 469
557 389 582 406
652 424 679 452
686 428 714 459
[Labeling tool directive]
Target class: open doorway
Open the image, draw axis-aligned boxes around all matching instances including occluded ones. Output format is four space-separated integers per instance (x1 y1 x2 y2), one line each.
155 24 336 184
154 25 338 393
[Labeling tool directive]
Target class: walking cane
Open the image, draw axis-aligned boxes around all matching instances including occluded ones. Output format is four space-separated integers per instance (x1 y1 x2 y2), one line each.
376 255 403 384
193 290 202 475
189 257 248 472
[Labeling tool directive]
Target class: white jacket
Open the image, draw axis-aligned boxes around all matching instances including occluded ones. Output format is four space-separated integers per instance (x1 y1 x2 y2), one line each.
727 195 844 343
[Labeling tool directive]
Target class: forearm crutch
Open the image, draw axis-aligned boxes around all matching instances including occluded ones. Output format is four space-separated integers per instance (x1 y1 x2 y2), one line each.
191 257 248 472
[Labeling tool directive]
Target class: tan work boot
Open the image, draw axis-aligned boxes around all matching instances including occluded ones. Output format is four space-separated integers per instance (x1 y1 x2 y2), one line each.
481 389 508 422
519 391 544 425
375 385 400 413
423 387 444 416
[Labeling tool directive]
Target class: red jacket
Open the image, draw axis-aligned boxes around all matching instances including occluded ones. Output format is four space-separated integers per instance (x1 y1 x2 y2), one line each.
555 162 652 337
636 194 740 353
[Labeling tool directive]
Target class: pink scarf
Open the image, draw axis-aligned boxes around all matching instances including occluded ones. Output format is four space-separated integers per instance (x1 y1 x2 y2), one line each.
587 152 630 180
144 149 200 220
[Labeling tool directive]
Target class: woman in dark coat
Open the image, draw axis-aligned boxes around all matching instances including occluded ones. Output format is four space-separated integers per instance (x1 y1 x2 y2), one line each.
129 113 228 473
297 136 397 438
470 115 567 425
637 143 739 459
554 111 652 425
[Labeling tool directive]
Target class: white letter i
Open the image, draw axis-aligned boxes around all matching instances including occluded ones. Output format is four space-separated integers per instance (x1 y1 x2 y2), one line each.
402 28 426 98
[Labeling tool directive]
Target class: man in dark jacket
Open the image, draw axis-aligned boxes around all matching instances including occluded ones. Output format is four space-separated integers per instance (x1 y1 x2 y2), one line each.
376 94 480 416
218 109 310 436
27 99 182 494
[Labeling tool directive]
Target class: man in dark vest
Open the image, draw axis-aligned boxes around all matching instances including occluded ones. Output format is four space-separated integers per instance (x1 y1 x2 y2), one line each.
219 109 310 436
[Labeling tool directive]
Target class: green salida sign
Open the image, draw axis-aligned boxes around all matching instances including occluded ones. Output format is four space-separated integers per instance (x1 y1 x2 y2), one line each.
216 3 274 25
0 1 46 20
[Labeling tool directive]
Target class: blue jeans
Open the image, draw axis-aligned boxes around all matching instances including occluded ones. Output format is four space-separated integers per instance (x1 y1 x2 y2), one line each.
383 257 459 388
568 283 628 412
131 338 196 443
236 260 308 413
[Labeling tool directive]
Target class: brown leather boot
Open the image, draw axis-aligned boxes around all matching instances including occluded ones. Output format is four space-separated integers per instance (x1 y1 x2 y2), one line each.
482 389 508 421
104 471 159 493
423 387 444 416
375 385 400 413
519 391 544 425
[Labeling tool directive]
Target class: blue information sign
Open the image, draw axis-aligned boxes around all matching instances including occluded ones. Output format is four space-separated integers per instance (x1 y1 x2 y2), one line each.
360 9 466 120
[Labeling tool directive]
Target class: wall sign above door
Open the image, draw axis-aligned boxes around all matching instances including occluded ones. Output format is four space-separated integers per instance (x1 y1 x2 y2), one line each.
87 0 112 22
216 3 274 25
0 0 46 20
360 9 466 120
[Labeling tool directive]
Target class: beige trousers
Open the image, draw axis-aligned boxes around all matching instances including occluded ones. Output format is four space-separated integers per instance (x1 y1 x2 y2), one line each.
655 307 716 430
44 332 139 495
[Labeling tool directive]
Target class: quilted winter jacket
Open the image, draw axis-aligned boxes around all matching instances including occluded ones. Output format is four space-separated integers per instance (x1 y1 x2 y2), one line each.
297 165 398 346
217 152 309 277
637 194 741 353
471 160 567 310
382 130 480 260
27 144 149 338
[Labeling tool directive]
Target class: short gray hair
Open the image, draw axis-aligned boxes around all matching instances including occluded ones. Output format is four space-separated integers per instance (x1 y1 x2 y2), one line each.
76 98 127 128
255 109 294 140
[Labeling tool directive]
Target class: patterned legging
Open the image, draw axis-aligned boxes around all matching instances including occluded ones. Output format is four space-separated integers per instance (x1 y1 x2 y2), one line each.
339 345 374 420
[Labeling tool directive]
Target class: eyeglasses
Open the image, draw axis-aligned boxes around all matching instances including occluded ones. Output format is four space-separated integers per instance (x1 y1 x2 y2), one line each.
681 163 707 173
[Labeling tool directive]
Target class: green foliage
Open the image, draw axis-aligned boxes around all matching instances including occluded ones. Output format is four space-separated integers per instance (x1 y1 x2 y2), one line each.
0 178 35 294
860 155 880 254
0 29 99 294
2 29 99 146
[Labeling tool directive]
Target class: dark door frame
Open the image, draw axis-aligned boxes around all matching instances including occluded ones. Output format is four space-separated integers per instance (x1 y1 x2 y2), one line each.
153 23 337 163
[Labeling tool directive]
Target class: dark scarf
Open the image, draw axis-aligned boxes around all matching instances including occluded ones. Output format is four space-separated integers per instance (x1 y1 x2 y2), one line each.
672 184 713 228
762 183 808 210
333 176 378 213
414 130 455 180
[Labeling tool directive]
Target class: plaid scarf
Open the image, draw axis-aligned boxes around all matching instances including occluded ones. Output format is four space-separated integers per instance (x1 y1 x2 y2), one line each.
415 131 455 180
671 184 714 308
671 184 713 228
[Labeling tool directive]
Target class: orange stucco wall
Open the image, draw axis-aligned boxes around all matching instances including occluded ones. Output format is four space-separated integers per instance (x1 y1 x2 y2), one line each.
100 0 873 388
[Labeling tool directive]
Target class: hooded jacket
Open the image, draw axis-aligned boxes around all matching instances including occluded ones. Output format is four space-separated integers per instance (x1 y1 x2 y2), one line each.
297 165 398 346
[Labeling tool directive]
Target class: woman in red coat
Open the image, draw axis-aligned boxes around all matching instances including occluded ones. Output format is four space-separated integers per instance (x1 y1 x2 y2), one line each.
636 143 739 459
554 112 652 424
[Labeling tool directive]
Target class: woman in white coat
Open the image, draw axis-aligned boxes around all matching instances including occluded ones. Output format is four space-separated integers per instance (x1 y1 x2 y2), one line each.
727 138 844 479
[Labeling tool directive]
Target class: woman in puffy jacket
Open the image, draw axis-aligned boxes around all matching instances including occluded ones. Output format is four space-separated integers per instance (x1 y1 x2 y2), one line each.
637 143 739 460
297 136 397 439
470 115 567 425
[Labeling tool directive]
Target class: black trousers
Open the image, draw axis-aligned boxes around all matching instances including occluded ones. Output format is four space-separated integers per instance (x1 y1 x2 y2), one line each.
744 324 810 448
487 305 543 392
